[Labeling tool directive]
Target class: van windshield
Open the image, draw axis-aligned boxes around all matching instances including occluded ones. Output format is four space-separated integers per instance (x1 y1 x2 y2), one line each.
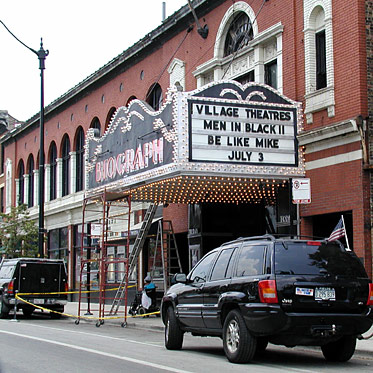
274 242 367 277
0 264 15 279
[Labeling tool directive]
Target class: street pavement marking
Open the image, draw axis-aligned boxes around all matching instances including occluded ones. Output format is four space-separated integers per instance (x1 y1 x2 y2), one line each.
0 329 193 373
4 321 163 348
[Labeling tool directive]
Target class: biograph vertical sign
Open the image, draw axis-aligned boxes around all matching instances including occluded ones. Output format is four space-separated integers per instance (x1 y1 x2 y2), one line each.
86 98 177 191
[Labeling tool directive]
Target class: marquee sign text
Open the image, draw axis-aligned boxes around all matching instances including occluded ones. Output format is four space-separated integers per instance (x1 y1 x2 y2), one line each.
189 101 297 166
95 138 164 183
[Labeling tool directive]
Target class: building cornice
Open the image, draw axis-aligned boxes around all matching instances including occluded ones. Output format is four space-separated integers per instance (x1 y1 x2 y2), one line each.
297 119 359 146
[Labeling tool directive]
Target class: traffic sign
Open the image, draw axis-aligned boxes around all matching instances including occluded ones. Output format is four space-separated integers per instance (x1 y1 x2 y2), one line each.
292 178 311 204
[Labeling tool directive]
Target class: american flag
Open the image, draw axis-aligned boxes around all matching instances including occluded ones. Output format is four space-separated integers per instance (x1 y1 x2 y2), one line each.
328 218 345 241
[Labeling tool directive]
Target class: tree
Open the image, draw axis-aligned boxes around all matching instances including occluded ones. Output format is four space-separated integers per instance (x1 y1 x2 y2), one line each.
0 204 39 258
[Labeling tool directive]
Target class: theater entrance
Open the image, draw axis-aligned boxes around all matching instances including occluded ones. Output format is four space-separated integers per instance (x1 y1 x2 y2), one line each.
187 180 297 268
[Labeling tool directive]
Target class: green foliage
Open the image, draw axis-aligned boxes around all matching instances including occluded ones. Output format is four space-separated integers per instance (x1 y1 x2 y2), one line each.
0 204 39 258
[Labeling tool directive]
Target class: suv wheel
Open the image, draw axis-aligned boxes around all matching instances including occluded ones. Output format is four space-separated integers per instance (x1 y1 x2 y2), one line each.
0 294 9 319
223 309 256 363
165 306 184 350
321 335 356 362
255 337 269 355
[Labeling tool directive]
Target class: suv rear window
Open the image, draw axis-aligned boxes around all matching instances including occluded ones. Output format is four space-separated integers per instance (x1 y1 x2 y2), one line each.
274 241 367 277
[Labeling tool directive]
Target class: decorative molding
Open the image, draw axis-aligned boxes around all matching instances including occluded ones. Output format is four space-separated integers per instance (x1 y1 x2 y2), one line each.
298 119 359 147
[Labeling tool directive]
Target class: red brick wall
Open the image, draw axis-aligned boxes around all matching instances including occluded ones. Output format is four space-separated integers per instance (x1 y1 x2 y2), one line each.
163 204 188 234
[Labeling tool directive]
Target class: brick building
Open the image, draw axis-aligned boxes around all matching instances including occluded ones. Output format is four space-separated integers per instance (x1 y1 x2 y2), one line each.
0 0 372 288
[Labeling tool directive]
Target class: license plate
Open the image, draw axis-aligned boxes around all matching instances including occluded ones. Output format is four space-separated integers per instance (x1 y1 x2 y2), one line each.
33 299 45 304
315 287 335 301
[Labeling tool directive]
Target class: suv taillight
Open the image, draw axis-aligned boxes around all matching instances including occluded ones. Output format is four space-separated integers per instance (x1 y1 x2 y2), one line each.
368 283 373 306
7 280 14 295
258 280 278 304
65 283 69 293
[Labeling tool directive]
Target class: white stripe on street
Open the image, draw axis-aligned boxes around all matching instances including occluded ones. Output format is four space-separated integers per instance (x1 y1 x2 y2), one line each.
0 329 193 373
8 321 163 348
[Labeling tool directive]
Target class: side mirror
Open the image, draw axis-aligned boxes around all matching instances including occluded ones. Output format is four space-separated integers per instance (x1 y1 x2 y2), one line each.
173 273 187 284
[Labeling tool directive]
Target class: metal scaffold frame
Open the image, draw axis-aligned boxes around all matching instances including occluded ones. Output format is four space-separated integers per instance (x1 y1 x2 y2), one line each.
76 190 131 327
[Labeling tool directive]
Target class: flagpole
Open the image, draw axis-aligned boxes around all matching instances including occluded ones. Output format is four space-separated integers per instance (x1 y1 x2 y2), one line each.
341 215 351 251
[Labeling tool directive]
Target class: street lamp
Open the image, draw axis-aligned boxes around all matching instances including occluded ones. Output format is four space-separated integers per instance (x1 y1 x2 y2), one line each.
1 20 48 258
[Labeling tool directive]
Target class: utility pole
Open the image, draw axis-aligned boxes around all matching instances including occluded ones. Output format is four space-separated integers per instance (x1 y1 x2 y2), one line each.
1 20 48 257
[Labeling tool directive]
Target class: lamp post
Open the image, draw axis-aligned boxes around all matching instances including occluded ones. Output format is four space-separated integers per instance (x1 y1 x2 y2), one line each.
1 20 48 258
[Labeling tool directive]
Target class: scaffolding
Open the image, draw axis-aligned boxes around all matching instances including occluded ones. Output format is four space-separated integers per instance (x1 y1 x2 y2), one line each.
76 190 131 327
109 203 158 315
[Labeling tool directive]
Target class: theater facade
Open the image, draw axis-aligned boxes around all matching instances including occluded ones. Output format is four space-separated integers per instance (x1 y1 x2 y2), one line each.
1 0 372 286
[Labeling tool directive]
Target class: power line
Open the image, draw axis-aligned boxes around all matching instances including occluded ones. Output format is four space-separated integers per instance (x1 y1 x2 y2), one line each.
183 0 268 81
145 26 193 103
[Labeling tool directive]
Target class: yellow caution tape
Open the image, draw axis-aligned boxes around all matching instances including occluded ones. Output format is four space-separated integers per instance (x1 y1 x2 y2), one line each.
15 285 160 321
17 283 137 296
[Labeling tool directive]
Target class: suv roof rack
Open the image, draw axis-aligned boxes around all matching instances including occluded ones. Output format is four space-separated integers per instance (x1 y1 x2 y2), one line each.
221 234 333 247
222 234 276 246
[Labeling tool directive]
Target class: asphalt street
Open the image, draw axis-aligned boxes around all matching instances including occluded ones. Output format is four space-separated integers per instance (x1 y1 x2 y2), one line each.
0 309 372 373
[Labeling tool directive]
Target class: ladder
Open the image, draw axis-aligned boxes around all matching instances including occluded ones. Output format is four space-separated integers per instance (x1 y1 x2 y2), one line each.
108 203 158 315
152 219 182 291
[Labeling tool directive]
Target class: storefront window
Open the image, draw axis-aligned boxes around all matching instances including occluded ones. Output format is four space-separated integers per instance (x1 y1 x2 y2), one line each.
48 227 69 263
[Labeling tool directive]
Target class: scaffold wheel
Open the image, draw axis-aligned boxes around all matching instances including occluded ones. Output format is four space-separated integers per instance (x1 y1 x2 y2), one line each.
75 319 80 325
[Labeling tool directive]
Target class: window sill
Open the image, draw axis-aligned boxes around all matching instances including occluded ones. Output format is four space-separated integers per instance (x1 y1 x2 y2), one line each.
304 86 335 124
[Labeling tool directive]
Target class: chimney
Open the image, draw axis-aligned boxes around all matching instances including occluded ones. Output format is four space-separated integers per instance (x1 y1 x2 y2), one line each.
162 2 166 21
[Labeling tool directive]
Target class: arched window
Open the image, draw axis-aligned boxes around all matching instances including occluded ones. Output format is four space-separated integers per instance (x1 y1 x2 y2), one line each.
223 12 253 57
49 142 57 201
27 155 34 207
62 136 70 197
146 83 162 111
105 107 117 131
303 0 334 123
90 117 101 137
18 160 25 205
75 127 85 192
126 96 137 107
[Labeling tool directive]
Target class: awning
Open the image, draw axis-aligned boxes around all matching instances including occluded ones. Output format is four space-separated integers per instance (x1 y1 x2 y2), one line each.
130 217 162 236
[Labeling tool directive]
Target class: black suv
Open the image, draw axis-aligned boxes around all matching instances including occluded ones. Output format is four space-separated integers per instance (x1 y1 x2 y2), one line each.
161 235 373 363
0 258 68 319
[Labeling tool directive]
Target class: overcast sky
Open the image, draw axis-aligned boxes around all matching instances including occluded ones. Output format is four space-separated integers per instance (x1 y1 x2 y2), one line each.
0 0 187 122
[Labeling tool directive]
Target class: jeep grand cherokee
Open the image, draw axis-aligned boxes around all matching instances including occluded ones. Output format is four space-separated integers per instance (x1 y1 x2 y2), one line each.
161 235 373 363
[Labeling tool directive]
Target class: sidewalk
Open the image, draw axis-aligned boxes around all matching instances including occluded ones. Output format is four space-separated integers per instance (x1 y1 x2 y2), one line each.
65 301 164 331
64 302 373 356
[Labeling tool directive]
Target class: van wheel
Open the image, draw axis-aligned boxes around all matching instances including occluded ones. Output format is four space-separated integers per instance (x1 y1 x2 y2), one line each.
50 307 64 319
22 306 35 317
0 295 9 319
223 309 256 364
165 306 184 350
321 335 356 362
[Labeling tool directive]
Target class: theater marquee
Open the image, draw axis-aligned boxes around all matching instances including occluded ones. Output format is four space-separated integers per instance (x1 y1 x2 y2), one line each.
85 81 305 202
